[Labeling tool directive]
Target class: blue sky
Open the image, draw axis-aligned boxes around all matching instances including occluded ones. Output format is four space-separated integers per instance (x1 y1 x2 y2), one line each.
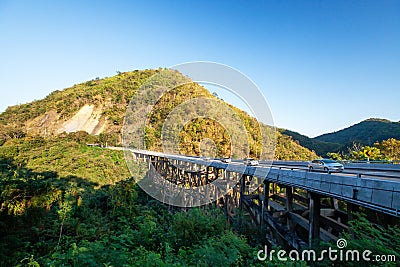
0 0 399 137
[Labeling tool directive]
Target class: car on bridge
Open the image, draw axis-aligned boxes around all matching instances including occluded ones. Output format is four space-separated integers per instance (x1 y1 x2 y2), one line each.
308 159 344 173
244 158 259 166
201 156 211 161
221 157 231 163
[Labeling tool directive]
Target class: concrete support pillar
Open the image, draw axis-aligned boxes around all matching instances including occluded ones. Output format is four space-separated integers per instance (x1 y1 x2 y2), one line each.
261 181 270 230
308 192 321 247
273 183 277 195
198 171 202 186
286 186 293 211
286 186 294 231
239 175 245 211
331 197 339 210
225 171 231 191
238 175 246 227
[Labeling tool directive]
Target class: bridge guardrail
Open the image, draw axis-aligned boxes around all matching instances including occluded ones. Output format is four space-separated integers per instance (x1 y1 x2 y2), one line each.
270 160 400 173
343 160 400 164
343 163 400 172
272 165 400 179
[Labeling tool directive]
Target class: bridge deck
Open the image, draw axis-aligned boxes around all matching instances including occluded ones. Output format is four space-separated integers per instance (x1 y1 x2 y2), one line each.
129 149 400 217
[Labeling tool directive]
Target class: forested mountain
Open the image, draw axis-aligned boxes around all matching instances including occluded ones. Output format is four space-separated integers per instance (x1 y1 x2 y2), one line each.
0 69 317 160
280 118 400 156
279 129 341 156
314 118 400 146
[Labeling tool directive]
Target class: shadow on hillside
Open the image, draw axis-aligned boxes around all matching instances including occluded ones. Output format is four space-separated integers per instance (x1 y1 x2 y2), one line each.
0 156 145 266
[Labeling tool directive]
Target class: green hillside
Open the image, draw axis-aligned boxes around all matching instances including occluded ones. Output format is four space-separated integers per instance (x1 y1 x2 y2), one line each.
0 136 266 266
279 129 341 156
315 118 400 147
0 69 160 138
280 118 400 156
0 69 317 161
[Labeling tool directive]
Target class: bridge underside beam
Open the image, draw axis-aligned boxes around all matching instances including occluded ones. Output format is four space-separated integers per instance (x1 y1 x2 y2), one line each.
308 192 321 247
131 151 399 250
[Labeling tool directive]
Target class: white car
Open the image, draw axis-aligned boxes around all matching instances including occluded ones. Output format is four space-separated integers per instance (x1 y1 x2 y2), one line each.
221 157 231 163
308 159 344 173
244 158 259 166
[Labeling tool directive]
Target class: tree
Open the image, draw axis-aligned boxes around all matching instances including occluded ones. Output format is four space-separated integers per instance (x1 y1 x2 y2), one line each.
375 138 400 161
362 146 383 161
347 143 383 161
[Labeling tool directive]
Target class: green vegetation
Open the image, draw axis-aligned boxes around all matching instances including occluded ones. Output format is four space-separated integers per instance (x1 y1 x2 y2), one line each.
315 118 400 148
0 136 306 266
140 76 255 159
274 132 318 160
1 136 398 266
327 138 400 161
375 138 400 161
1 134 129 186
319 213 400 267
0 144 396 267
178 117 232 157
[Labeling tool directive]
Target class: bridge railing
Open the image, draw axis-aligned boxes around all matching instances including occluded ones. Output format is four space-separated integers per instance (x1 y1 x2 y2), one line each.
270 160 400 173
342 160 400 164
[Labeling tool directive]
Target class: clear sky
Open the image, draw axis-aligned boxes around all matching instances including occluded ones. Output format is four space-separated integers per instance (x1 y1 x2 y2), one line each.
0 0 399 137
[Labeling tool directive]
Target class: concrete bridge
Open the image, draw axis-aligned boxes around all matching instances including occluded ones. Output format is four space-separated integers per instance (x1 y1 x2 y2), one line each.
126 148 400 249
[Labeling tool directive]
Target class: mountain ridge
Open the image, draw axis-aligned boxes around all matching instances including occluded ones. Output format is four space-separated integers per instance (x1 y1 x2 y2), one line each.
281 118 400 156
315 118 400 145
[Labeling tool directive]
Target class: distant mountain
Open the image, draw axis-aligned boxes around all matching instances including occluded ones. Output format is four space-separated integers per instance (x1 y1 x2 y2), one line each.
315 118 400 147
281 118 400 156
279 129 341 156
0 69 317 160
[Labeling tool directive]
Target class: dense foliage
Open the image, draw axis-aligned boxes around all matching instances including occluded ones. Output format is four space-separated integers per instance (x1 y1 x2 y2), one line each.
375 138 400 161
136 73 267 159
0 136 257 266
318 213 400 267
1 137 398 266
327 138 400 161
274 132 318 160
0 131 398 266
